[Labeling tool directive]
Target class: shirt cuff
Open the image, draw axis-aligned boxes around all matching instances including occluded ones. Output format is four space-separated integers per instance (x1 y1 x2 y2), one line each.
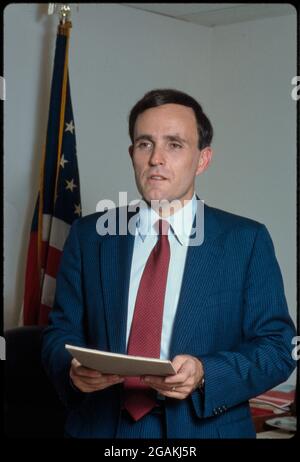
198 377 205 391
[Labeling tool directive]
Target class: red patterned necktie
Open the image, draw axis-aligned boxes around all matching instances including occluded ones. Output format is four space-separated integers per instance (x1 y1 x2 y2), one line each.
123 219 170 421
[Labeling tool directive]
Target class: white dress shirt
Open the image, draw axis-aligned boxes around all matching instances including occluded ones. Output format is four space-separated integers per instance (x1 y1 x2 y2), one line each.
126 194 197 360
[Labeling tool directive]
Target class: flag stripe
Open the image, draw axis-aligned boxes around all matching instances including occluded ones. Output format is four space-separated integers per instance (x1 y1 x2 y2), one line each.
39 304 52 326
38 146 47 268
23 231 41 325
42 214 71 251
40 274 56 308
42 213 52 242
48 216 71 251
44 246 63 278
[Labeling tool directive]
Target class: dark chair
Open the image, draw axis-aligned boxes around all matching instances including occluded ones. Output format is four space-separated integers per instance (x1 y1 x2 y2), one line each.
4 326 66 438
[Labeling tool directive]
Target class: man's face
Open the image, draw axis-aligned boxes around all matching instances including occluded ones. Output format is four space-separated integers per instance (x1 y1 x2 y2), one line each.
129 103 212 210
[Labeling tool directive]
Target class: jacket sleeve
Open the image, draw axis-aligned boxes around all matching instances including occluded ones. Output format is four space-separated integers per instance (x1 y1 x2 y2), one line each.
191 224 297 419
41 219 86 408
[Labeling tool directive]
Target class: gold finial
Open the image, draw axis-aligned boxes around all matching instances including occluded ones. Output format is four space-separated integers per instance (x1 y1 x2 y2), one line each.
48 4 72 24
59 4 71 25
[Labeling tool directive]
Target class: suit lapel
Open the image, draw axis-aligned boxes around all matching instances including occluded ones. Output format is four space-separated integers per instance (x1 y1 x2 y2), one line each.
99 208 137 354
169 202 225 357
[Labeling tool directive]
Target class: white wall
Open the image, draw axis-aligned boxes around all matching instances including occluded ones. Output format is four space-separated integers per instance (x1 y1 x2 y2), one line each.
4 4 57 328
4 5 297 385
4 4 212 328
208 15 297 329
205 14 297 386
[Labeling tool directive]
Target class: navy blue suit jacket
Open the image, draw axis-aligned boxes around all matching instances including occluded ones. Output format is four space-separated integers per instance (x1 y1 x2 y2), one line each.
42 202 296 438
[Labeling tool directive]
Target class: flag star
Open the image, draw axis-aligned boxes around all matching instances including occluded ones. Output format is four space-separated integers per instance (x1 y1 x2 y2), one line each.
65 178 77 192
74 203 81 216
65 120 75 134
60 154 69 168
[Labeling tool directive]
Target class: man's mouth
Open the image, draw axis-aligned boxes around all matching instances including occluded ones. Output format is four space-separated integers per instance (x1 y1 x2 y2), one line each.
148 175 167 181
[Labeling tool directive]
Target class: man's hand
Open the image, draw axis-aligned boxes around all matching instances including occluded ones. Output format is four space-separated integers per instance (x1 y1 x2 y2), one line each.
70 358 124 393
141 355 204 400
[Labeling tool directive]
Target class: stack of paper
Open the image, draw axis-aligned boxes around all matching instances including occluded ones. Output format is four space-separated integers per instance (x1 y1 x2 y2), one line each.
250 386 295 417
65 344 177 376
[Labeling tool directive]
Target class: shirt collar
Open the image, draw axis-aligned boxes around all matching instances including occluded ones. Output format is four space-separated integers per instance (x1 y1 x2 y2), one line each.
137 193 197 246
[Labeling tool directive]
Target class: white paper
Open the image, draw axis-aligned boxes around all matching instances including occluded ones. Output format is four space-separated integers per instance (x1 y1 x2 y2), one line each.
66 344 177 376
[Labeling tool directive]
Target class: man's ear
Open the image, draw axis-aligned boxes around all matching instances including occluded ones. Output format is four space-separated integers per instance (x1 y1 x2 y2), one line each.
128 145 133 158
196 147 213 176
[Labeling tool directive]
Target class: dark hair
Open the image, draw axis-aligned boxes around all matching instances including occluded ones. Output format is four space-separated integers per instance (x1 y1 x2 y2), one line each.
128 88 213 150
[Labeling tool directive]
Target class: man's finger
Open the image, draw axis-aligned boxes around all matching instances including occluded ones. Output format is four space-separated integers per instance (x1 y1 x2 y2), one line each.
72 376 124 392
171 355 188 372
142 376 165 386
163 371 189 384
149 385 188 399
74 366 102 378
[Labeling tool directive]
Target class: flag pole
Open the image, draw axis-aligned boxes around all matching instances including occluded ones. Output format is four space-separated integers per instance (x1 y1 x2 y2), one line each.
48 3 72 24
40 4 72 271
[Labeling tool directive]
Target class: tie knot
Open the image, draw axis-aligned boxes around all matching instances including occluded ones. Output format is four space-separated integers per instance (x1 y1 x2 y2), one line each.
156 219 169 236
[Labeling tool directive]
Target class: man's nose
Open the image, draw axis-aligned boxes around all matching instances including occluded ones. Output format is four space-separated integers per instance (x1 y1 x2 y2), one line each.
149 145 165 165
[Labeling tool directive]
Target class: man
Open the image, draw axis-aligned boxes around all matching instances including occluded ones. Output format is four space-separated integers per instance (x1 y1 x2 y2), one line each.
42 88 296 438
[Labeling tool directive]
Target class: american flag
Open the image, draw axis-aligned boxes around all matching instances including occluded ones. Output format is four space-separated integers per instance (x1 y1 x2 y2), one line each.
23 21 81 325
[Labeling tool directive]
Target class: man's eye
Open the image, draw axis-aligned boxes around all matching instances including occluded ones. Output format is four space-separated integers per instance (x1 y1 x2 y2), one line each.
169 143 182 149
137 142 152 149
